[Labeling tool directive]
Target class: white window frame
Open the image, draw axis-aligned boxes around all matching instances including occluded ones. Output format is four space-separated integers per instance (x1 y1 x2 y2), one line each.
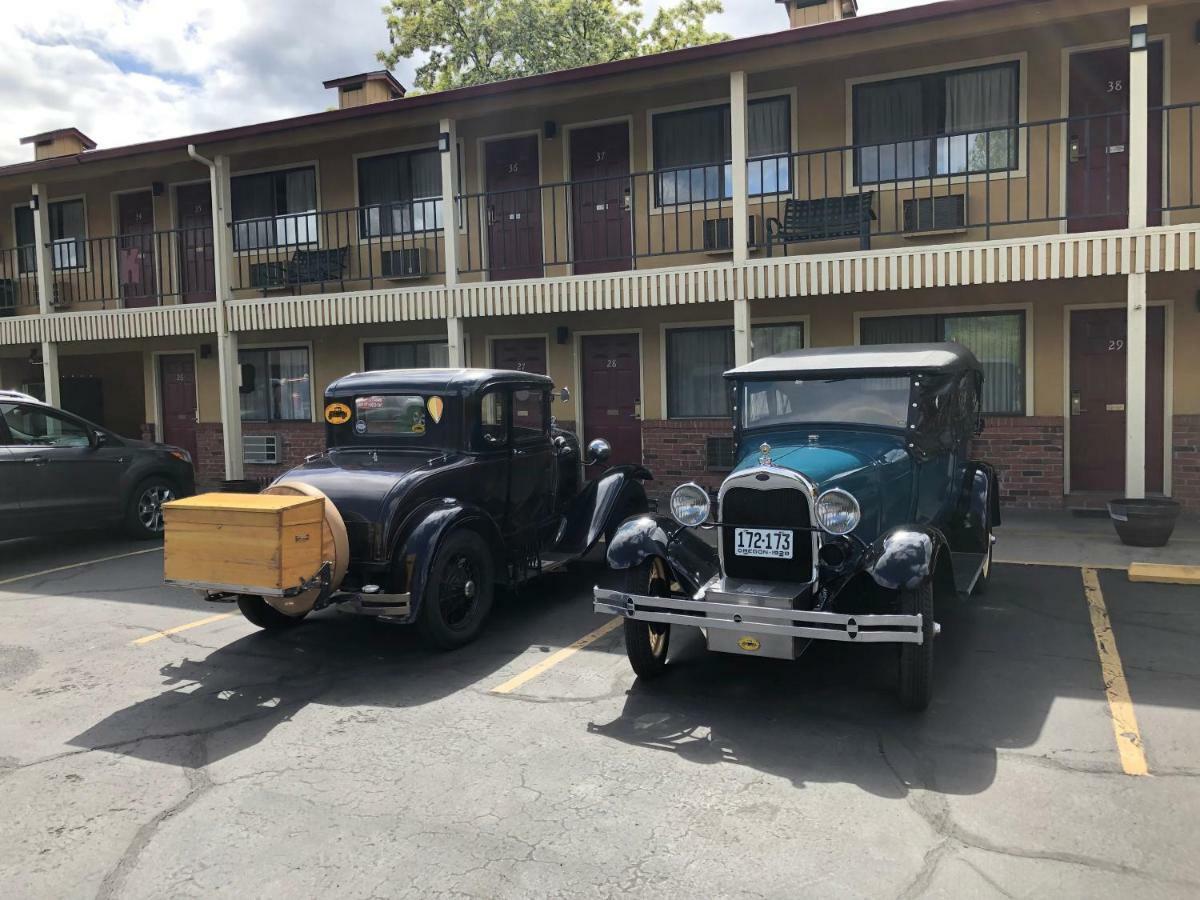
229 160 322 257
237 341 316 424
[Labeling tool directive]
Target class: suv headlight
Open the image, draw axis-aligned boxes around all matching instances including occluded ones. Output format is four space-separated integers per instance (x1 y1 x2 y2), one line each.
815 488 861 535
670 482 711 527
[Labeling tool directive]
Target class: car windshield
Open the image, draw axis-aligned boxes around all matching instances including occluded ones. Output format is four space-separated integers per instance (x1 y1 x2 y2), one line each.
741 375 912 430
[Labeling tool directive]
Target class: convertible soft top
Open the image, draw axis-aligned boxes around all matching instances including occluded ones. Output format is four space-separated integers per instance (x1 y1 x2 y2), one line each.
327 368 554 398
725 342 981 379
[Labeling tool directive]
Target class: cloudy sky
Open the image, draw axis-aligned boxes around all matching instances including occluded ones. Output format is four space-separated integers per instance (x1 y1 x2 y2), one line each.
0 0 937 166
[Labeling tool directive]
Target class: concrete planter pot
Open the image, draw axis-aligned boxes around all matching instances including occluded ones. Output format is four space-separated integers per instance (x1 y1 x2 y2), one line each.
1107 498 1181 548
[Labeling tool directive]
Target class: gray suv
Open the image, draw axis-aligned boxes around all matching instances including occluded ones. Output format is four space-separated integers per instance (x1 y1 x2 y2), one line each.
0 392 195 541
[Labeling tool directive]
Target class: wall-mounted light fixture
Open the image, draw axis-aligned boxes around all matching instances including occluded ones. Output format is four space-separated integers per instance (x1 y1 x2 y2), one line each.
543 120 558 140
1131 23 1149 51
29 194 39 211
438 131 451 153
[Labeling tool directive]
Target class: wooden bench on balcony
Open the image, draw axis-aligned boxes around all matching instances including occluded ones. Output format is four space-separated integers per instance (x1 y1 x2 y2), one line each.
765 192 876 255
249 247 349 295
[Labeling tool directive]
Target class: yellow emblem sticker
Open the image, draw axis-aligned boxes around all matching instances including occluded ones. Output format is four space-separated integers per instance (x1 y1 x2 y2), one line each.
324 402 352 425
737 637 761 652
426 395 444 424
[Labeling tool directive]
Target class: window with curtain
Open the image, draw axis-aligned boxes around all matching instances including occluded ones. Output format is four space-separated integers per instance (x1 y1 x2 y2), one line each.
859 310 1025 414
358 148 444 237
666 321 804 418
363 340 450 371
239 346 312 422
853 61 1018 184
14 199 86 271
653 96 791 205
231 167 318 251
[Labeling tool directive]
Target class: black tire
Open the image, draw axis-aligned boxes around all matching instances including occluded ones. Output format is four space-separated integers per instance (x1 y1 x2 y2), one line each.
622 557 671 679
237 594 307 631
124 476 178 540
417 530 495 650
897 581 935 711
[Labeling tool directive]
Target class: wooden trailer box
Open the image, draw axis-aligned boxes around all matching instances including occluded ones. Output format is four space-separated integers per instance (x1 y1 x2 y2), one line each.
163 493 326 596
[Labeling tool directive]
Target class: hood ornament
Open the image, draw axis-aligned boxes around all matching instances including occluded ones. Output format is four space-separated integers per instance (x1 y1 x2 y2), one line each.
759 443 773 466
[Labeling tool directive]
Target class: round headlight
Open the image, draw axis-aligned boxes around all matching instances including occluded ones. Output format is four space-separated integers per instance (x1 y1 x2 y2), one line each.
670 482 711 527
816 488 861 535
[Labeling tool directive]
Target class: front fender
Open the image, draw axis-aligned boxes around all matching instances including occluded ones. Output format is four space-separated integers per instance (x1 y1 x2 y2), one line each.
556 464 652 556
945 461 1001 554
390 499 504 616
862 525 953 594
605 514 718 597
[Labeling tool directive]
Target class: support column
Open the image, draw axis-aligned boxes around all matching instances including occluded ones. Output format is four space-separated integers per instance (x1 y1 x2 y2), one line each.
729 71 750 266
211 153 243 480
733 300 752 368
439 118 460 287
30 184 60 406
447 316 466 367
1125 5 1150 498
39 341 60 408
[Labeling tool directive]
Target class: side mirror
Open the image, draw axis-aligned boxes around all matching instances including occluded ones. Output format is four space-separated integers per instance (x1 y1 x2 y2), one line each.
585 438 611 466
557 386 570 403
92 430 107 448
239 363 256 395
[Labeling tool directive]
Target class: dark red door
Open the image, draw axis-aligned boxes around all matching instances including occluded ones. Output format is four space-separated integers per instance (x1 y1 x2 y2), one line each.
1067 44 1163 232
580 333 641 472
118 192 157 308
1069 307 1164 493
176 183 215 303
570 122 632 275
492 337 547 374
159 354 198 462
485 136 543 280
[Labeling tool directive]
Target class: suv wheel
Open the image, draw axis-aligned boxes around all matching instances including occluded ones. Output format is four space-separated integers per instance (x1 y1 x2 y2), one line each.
417 530 495 650
125 477 177 540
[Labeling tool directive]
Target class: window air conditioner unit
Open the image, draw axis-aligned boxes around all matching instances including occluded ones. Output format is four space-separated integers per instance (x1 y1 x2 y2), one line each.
903 195 966 234
243 434 280 465
702 216 757 252
381 248 428 279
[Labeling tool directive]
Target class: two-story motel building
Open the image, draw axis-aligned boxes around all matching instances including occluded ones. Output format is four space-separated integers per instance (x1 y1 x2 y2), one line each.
1 0 1198 509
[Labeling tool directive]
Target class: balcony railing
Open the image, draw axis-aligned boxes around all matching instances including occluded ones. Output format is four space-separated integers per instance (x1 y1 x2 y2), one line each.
0 246 37 315
1158 101 1200 217
229 204 446 295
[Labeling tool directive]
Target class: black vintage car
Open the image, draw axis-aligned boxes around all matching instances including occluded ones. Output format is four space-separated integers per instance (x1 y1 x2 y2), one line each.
250 368 651 648
594 343 1000 710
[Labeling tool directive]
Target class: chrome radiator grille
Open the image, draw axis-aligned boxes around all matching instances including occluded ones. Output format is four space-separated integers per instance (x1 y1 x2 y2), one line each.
719 484 814 582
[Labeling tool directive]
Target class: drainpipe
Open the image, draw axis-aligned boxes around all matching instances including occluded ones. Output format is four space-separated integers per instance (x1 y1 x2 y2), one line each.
188 144 244 481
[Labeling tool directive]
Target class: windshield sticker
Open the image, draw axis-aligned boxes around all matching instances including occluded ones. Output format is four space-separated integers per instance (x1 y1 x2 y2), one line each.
426 395 444 424
354 420 367 434
324 402 352 425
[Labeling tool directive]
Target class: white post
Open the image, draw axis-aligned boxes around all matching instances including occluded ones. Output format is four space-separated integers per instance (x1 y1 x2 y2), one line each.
212 153 244 480
730 71 750 266
39 341 60 408
30 185 53 316
1125 5 1150 499
439 117 460 287
447 316 466 367
733 301 752 368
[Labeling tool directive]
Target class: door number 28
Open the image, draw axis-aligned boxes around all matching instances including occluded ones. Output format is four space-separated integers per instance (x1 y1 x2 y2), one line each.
605 358 618 368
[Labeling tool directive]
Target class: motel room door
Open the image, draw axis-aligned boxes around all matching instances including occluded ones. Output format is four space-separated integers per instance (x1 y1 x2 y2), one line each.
158 354 199 463
176 183 216 303
580 333 641 474
1066 44 1163 233
569 122 633 275
485 136 544 280
117 191 158 308
491 336 548 375
1069 307 1164 493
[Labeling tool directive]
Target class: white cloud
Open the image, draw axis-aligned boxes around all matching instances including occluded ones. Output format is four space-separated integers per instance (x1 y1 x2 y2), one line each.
0 0 931 166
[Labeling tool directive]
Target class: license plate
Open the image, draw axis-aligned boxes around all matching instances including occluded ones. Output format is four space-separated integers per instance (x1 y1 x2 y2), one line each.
733 528 793 559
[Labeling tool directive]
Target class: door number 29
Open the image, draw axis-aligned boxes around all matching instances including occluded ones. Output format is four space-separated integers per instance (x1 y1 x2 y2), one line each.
1108 339 1125 351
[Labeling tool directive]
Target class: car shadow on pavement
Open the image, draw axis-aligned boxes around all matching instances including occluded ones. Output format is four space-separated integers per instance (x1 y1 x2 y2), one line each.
68 562 611 768
586 563 1190 799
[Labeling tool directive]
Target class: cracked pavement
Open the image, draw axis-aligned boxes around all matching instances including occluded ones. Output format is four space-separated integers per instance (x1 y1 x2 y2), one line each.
1 534 1198 898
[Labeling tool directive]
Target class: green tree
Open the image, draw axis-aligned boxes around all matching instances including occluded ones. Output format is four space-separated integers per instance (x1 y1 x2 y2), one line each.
378 0 728 93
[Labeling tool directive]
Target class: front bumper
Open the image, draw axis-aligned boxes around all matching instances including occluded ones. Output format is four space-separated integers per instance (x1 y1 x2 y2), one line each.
594 578 927 646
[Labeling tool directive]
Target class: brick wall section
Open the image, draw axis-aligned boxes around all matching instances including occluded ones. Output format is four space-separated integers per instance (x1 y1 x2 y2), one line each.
970 416 1065 510
1173 415 1200 512
641 419 735 503
194 421 326 489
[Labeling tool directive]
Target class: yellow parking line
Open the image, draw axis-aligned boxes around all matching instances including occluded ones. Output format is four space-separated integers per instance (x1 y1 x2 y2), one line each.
0 547 163 587
132 612 237 646
491 617 622 695
1081 567 1149 777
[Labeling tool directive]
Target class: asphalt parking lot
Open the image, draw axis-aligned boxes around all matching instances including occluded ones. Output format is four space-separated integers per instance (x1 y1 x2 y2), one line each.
1 535 1198 899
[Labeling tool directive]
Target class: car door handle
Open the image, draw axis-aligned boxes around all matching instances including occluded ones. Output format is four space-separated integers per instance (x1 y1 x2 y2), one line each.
23 456 47 466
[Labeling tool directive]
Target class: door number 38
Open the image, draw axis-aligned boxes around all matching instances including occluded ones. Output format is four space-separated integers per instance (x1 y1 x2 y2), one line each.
1106 80 1124 93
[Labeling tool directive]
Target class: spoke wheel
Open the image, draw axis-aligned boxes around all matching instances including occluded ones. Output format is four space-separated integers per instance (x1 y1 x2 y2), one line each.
622 557 671 680
439 554 480 631
418 530 494 650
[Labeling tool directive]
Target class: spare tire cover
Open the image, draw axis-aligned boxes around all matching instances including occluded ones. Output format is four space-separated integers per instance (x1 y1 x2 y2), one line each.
261 481 350 615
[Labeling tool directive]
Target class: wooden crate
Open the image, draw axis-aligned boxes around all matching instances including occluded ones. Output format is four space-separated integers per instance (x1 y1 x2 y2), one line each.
164 493 325 595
